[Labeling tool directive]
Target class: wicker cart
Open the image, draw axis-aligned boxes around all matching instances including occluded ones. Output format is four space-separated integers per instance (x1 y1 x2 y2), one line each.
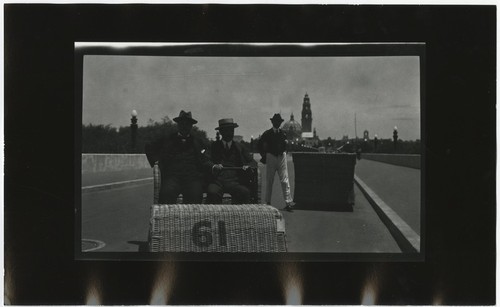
149 203 286 252
153 162 260 204
149 163 286 252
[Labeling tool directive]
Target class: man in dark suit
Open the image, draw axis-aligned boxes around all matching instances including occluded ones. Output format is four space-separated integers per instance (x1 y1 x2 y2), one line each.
207 118 257 204
145 110 213 204
258 113 294 211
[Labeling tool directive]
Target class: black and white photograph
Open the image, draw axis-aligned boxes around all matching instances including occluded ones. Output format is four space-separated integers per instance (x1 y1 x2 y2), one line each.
78 43 423 258
6 4 496 305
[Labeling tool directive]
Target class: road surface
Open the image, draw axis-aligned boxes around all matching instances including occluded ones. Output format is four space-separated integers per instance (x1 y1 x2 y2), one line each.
81 155 406 253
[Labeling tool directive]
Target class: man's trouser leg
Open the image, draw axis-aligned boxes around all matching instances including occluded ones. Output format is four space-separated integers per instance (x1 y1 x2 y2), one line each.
265 153 278 204
277 153 293 203
160 176 181 204
224 181 251 204
206 182 224 204
181 178 204 204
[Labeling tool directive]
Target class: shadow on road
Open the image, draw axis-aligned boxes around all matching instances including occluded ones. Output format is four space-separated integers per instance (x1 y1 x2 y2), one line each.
128 240 149 252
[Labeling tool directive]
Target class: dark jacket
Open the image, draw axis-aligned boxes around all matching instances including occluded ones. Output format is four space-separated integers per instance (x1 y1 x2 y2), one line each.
211 140 257 167
258 128 287 163
210 140 257 182
144 133 213 176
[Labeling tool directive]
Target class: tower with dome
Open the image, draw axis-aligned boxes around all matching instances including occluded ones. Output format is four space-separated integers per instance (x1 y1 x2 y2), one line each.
301 93 312 133
280 93 320 147
282 112 302 141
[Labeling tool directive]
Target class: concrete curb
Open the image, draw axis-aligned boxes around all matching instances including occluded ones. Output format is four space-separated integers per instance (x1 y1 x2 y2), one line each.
361 153 421 169
82 177 153 193
354 175 420 253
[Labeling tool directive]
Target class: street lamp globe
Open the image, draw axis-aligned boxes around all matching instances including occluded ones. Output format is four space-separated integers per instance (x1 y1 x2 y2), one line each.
131 110 138 117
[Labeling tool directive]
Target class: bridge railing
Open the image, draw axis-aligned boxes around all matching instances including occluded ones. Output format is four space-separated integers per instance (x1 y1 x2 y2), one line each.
82 153 150 174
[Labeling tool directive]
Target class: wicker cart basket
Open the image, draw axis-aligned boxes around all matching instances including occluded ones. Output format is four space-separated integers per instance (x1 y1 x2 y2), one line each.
149 204 287 252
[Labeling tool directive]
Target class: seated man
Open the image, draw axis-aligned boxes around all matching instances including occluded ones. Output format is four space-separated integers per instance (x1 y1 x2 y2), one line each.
207 118 257 204
145 110 213 204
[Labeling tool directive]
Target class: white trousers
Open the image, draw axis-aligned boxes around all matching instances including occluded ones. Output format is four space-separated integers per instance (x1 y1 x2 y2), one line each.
265 152 292 204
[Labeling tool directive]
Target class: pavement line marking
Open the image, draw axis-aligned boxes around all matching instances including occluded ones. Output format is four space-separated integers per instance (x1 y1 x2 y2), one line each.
82 239 106 252
82 177 153 192
354 175 420 253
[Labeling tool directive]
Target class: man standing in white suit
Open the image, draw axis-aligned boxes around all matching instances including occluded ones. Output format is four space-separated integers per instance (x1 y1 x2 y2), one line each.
258 113 294 212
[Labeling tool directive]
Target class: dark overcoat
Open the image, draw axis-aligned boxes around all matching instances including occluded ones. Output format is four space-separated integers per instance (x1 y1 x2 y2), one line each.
145 133 213 176
210 140 257 182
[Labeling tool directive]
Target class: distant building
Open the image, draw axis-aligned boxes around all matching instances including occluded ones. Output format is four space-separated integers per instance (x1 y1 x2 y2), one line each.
301 93 312 132
301 129 319 147
363 130 369 140
233 135 244 143
272 92 321 148
301 132 314 139
282 113 302 141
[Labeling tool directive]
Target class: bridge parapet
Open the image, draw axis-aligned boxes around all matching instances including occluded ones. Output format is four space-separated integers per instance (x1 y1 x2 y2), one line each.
361 153 421 169
82 154 150 174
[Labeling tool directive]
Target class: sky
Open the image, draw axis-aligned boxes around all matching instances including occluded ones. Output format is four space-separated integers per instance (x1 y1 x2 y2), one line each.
82 54 421 141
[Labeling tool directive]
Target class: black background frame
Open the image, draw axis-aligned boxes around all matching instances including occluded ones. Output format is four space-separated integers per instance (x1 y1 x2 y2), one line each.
5 4 496 305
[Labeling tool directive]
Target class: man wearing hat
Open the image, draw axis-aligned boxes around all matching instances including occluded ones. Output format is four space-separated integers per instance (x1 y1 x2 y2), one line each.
145 110 213 204
258 113 294 211
207 118 257 204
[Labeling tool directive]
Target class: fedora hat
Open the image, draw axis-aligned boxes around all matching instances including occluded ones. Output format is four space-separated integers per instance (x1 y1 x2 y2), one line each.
270 113 284 123
215 118 239 130
173 110 198 124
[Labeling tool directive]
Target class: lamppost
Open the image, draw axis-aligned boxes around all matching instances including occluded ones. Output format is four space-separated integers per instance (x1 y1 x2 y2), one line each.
361 137 367 156
131 110 138 152
393 126 398 152
250 135 254 153
374 134 378 152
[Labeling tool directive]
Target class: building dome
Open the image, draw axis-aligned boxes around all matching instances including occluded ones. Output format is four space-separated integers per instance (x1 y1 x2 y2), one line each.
282 113 302 140
283 113 302 131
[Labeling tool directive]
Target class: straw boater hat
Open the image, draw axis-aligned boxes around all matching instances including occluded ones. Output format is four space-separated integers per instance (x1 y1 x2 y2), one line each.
173 110 198 124
270 113 284 123
215 118 239 130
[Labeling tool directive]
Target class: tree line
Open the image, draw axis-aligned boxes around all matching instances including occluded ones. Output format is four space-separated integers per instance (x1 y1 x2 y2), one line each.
82 121 420 155
82 121 210 154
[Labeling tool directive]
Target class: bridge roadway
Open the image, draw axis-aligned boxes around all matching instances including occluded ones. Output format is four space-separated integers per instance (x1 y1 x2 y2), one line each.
81 155 420 253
